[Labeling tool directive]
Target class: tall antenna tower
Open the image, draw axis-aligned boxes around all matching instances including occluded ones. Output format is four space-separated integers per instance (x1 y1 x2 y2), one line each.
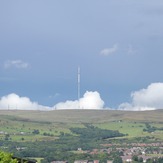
78 66 80 101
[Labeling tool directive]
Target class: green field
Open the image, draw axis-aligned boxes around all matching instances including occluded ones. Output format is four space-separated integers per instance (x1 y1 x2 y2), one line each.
1 109 163 141
95 121 146 138
1 109 163 163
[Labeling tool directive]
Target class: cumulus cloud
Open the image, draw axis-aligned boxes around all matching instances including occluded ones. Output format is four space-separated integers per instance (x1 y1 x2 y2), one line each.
2 83 163 111
4 60 30 69
118 83 163 111
53 100 79 110
0 93 50 110
0 91 105 111
54 91 104 110
100 44 118 56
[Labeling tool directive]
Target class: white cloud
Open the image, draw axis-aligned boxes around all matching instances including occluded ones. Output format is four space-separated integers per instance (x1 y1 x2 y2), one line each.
100 44 118 56
0 93 50 110
54 91 104 110
53 100 79 110
0 91 105 111
118 103 155 111
118 83 163 111
4 60 30 69
79 91 104 109
2 83 163 111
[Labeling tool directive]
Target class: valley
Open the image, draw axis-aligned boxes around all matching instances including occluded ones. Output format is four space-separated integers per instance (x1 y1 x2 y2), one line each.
1 110 163 162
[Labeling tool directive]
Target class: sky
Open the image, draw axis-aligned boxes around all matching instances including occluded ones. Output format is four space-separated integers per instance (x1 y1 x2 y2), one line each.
0 0 163 111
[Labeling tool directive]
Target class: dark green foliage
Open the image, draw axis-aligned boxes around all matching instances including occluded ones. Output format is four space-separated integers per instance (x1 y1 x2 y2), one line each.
70 124 125 140
138 157 143 162
4 134 10 141
132 155 138 162
143 123 163 133
146 157 163 163
32 129 40 134
43 132 54 136
113 155 122 163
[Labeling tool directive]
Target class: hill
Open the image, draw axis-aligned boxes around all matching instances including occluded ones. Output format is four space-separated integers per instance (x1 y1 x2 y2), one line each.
0 109 163 123
1 109 163 162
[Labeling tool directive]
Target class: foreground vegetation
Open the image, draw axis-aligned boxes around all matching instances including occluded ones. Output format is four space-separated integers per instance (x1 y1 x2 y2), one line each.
0 151 18 163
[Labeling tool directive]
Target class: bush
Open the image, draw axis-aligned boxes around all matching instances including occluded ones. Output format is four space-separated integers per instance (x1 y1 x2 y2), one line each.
0 151 18 163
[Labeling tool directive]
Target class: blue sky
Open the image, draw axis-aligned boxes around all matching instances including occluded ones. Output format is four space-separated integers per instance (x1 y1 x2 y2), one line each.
0 0 163 110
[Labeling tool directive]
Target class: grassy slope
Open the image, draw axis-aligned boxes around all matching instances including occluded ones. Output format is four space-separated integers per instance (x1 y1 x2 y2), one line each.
0 109 163 123
1 109 163 141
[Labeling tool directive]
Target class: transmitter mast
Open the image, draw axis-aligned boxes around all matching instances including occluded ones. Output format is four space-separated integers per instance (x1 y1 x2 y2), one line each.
78 66 80 102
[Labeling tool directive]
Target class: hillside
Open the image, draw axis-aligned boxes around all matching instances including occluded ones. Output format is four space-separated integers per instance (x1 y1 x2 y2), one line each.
0 109 163 123
1 109 163 163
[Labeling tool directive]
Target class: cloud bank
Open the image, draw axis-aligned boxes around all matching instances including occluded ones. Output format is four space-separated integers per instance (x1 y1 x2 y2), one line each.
118 83 163 111
0 91 104 110
0 93 50 110
54 91 104 109
0 83 163 111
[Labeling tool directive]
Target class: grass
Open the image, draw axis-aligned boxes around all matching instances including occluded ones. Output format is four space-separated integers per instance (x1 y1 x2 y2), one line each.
34 158 43 163
0 115 84 141
1 109 163 141
95 121 147 138
0 109 163 123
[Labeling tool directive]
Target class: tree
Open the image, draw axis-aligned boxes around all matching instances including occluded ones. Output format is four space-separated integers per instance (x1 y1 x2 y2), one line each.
21 137 25 141
4 134 10 141
98 153 108 163
139 157 143 162
132 155 138 162
32 129 40 134
0 151 18 163
146 158 154 163
113 156 122 163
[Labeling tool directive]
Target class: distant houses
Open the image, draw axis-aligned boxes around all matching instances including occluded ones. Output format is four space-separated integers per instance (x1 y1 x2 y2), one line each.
121 156 132 162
